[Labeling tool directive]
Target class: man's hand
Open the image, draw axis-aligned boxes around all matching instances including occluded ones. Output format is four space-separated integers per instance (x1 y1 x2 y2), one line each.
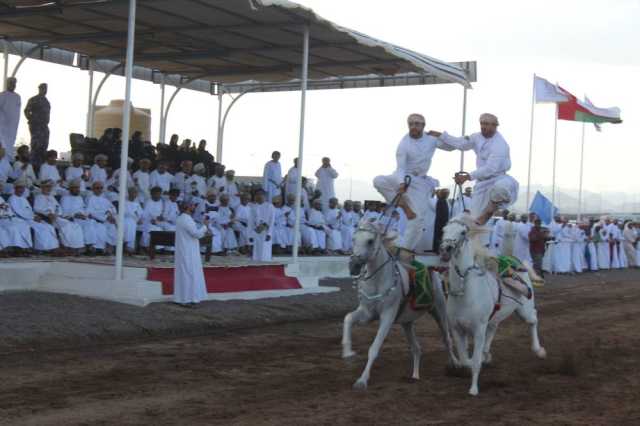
427 130 442 138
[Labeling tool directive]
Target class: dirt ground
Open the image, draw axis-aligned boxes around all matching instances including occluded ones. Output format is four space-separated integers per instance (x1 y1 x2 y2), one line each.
1 273 640 425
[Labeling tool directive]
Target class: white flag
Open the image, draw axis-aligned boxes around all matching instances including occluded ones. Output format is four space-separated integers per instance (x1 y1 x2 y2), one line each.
534 76 568 103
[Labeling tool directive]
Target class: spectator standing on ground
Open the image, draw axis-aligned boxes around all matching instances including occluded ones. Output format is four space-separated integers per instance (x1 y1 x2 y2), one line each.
529 218 551 278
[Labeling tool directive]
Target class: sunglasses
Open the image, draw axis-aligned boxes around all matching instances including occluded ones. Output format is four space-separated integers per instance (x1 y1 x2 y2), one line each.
408 121 425 126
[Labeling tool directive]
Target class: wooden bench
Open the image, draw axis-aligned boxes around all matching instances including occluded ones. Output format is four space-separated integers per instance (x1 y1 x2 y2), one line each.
149 231 212 262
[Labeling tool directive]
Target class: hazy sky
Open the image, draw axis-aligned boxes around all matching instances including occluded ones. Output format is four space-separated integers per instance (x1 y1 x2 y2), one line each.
7 0 640 210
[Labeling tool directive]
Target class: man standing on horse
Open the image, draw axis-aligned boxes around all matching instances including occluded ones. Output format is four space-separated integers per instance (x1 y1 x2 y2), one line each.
429 113 519 226
373 113 453 255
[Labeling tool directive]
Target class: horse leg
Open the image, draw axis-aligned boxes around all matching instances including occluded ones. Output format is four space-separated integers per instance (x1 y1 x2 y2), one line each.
353 306 397 390
469 324 487 396
342 307 368 359
432 301 459 368
482 322 498 365
450 325 469 369
402 321 422 381
517 303 547 359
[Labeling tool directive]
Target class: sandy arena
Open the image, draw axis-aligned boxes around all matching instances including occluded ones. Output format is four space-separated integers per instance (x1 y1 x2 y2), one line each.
0 271 639 425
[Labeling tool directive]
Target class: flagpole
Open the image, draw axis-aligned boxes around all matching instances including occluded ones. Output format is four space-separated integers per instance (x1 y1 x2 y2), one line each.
550 101 559 222
526 73 536 211
577 121 586 222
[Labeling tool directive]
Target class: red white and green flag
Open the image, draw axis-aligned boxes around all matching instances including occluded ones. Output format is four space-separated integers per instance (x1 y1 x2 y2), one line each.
557 86 622 124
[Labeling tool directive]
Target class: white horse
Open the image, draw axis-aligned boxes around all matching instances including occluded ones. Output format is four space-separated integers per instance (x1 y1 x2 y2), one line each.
342 220 457 390
439 214 546 396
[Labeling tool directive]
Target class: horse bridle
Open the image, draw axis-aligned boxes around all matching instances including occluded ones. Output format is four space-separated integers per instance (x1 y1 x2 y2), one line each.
442 220 485 285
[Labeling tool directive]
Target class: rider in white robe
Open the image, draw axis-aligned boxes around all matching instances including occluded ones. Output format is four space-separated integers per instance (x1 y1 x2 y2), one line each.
0 78 21 158
173 202 209 305
434 114 519 225
374 114 447 252
250 190 275 261
262 152 282 205
315 158 338 211
10 181 58 251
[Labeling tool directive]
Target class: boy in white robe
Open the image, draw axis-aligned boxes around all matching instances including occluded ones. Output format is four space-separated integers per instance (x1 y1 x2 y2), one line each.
232 193 251 254
89 154 109 186
216 194 238 253
195 189 219 224
133 158 152 202
86 181 117 254
173 200 210 305
123 187 143 254
224 170 241 208
10 180 58 252
250 189 275 261
307 199 327 254
34 180 85 253
324 197 343 254
61 179 97 252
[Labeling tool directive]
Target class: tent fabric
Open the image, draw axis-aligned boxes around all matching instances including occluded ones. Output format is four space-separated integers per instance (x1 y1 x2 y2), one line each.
0 0 474 93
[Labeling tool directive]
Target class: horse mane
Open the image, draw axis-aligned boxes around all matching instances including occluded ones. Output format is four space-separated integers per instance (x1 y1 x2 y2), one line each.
450 214 498 272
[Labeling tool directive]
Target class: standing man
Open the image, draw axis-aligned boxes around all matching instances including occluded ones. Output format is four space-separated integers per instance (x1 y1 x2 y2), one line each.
174 200 210 306
373 113 447 255
315 157 338 211
529 218 550 279
429 113 519 226
432 188 450 251
24 83 51 170
0 77 21 159
262 151 282 204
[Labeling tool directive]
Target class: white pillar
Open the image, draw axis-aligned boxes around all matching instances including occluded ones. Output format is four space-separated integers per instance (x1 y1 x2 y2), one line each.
292 26 310 263
159 78 165 143
86 59 94 136
3 40 8 90
216 92 223 163
115 0 137 281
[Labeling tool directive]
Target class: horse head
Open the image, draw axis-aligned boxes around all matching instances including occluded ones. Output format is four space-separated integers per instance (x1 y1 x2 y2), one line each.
439 214 473 262
349 218 397 276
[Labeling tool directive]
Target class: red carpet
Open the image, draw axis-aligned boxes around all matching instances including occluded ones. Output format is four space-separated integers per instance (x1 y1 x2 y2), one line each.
147 265 302 295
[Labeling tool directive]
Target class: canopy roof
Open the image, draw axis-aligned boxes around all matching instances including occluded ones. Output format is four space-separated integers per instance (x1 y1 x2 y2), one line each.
0 0 475 93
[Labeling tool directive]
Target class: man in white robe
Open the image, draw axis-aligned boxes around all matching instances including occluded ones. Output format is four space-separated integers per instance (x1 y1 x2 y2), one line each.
61 179 97 251
283 158 300 200
607 219 622 269
216 194 238 253
0 77 21 158
262 151 282 204
86 181 117 253
10 180 58 252
374 114 448 253
162 189 181 232
149 161 174 197
514 214 533 264
141 187 167 249
0 146 13 195
133 158 152 202
315 157 338 212
570 224 585 273
34 180 85 253
173 200 210 305
64 153 88 195
555 219 573 273
250 189 275 261
490 210 509 256
594 225 610 270
325 197 343 254
207 164 227 194
340 200 357 253
89 154 109 186
123 187 143 254
12 145 38 194
0 194 31 254
224 170 241 208
271 195 289 253
39 150 64 195
106 158 134 202
306 199 327 253
430 113 519 226
173 160 193 199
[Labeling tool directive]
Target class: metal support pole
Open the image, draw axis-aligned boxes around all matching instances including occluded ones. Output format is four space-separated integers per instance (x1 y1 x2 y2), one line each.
159 78 165 143
91 64 123 138
115 0 137 281
10 44 40 78
550 102 559 221
86 59 94 136
292 26 310 264
526 73 536 211
577 122 586 222
459 86 467 171
216 92 223 162
162 86 182 142
3 40 8 90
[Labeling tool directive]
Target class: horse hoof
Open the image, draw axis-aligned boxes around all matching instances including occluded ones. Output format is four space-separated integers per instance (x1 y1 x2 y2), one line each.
407 377 420 383
342 350 357 359
468 387 479 396
353 379 368 391
535 347 547 359
482 353 492 365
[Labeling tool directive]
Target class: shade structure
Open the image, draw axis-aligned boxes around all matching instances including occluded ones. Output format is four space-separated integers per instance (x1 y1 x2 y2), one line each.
0 0 475 92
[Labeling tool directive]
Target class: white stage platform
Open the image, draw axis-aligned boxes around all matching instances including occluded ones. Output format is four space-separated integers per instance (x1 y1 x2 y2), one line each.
0 253 441 307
